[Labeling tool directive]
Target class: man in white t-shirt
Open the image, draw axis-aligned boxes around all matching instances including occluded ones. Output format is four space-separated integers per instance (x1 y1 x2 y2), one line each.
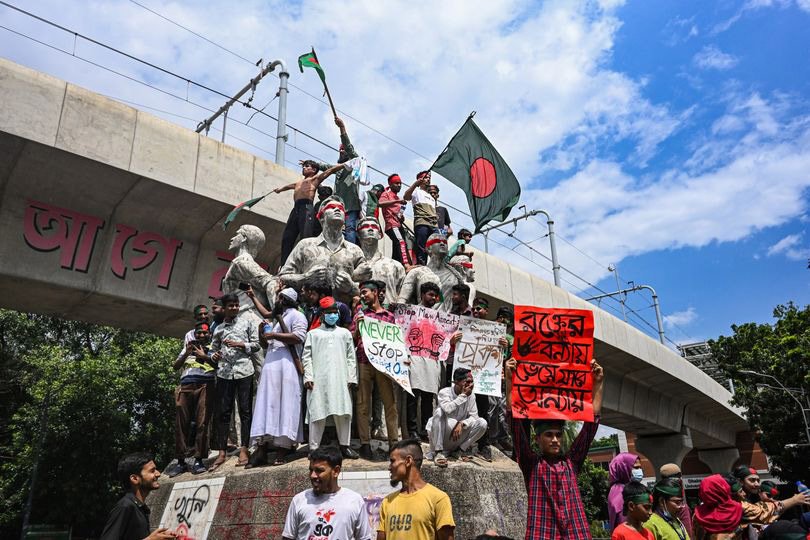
283 446 374 540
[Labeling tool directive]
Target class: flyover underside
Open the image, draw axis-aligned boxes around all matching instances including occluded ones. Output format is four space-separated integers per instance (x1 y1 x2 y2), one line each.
0 132 286 336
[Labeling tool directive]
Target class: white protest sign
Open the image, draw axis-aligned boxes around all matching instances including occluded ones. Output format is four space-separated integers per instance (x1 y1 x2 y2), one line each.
357 317 413 395
159 476 226 540
393 304 458 363
455 316 506 397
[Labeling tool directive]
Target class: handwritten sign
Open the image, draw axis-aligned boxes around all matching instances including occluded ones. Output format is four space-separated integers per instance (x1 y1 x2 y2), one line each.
455 316 506 397
393 305 458 363
357 317 413 395
341 473 396 532
511 306 594 421
160 476 226 540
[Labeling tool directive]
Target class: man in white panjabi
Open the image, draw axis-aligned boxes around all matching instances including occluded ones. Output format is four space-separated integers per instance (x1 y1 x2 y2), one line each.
248 288 307 468
301 296 360 460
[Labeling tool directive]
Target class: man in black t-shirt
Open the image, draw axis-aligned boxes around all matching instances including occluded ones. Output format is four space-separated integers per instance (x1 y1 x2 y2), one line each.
100 453 175 540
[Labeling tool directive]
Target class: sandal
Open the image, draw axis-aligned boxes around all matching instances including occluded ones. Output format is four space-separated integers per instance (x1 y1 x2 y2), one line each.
272 449 290 466
434 452 448 468
244 447 268 470
235 457 249 467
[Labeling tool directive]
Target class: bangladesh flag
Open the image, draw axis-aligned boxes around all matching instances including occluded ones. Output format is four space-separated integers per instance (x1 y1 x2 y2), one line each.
298 49 326 84
430 115 521 233
222 194 267 231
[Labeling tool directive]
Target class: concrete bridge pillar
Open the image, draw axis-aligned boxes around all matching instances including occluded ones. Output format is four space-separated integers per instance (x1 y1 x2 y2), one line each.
634 429 693 478
697 447 740 473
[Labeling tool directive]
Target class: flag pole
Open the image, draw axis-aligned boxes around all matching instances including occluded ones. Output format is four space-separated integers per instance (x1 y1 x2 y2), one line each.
312 47 338 117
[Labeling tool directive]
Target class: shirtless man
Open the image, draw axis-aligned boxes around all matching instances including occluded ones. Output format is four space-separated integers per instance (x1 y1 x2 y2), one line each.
276 160 346 266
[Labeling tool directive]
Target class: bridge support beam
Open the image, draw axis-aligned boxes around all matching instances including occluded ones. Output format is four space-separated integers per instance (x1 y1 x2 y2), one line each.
634 429 693 478
697 447 740 473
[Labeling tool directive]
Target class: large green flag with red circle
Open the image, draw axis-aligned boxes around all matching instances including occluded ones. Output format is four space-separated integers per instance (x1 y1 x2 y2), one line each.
298 50 326 84
430 115 521 233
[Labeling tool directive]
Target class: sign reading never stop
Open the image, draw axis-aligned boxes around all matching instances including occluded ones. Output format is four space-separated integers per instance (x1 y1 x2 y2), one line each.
357 317 413 395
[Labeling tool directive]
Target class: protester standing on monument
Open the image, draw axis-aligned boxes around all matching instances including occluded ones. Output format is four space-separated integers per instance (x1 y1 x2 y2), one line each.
405 282 443 442
167 322 215 477
469 296 501 462
181 304 209 345
643 477 691 540
301 279 353 330
445 283 473 383
302 296 359 459
208 293 260 471
659 463 694 539
360 183 385 220
356 217 406 306
403 171 438 265
489 306 514 452
504 357 605 540
609 452 644 531
379 439 456 540
100 453 175 540
352 280 400 460
426 368 488 468
210 297 225 333
379 173 411 265
248 288 307 468
429 184 453 238
274 159 347 266
282 446 373 540
611 481 655 540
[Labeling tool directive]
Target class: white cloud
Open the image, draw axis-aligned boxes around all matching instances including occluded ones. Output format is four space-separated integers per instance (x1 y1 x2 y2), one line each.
693 45 739 70
767 234 810 260
713 0 804 33
664 307 698 328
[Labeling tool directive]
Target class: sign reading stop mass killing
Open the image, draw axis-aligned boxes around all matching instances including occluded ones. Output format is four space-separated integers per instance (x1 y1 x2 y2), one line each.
511 305 595 422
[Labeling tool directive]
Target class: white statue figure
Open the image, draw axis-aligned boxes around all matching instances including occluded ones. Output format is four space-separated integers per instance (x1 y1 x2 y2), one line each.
396 233 464 306
278 196 371 296
356 217 405 303
448 254 476 307
223 224 280 312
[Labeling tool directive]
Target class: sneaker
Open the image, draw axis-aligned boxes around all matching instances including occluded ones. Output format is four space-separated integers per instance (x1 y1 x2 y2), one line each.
477 445 493 462
167 461 188 478
191 460 207 475
359 444 373 460
340 445 360 460
371 427 387 441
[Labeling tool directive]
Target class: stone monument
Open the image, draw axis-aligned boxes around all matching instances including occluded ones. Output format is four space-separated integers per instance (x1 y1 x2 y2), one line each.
356 217 405 302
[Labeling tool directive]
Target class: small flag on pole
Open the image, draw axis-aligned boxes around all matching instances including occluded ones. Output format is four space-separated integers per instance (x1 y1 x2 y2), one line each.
298 49 326 84
430 114 521 233
222 194 267 231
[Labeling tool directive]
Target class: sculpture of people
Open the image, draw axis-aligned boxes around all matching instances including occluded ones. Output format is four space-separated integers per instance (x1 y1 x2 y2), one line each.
278 196 371 298
356 217 405 304
223 224 280 313
448 254 476 307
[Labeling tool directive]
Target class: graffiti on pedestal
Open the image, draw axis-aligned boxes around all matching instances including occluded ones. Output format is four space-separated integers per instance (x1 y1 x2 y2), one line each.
160 477 225 540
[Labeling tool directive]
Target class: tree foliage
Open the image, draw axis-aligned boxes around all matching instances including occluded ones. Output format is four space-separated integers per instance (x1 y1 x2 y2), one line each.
708 302 810 481
0 310 179 538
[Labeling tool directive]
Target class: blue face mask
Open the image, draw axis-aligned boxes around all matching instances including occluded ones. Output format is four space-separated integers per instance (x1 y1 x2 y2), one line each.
323 313 340 327
631 468 644 481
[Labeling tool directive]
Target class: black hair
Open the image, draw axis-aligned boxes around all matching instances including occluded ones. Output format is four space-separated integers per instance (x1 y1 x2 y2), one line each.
309 445 342 468
451 283 470 297
496 306 514 320
302 159 320 171
416 170 430 179
622 480 651 515
303 279 332 297
474 297 489 308
453 367 472 382
390 439 424 470
458 228 473 237
652 477 683 508
420 282 441 296
117 452 154 490
213 297 224 307
193 304 208 314
220 292 239 306
317 185 333 199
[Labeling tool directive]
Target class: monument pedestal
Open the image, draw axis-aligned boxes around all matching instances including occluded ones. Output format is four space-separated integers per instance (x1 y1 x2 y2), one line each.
146 449 527 539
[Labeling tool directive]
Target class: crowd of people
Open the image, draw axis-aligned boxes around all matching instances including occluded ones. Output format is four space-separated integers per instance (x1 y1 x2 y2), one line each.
97 114 809 540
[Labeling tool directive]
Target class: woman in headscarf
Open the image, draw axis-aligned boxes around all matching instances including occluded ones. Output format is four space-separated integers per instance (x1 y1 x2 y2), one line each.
731 465 762 504
693 474 743 540
644 477 691 540
609 452 644 531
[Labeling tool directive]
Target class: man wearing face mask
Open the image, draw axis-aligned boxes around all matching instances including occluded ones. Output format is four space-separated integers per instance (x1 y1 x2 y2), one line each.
609 452 644 531
643 478 689 540
301 296 360 459
659 464 693 539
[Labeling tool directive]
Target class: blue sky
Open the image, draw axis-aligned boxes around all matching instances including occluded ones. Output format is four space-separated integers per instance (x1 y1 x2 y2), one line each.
1 0 808 346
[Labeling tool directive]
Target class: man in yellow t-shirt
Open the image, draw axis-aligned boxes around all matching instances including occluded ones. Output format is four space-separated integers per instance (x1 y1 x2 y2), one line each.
378 439 455 540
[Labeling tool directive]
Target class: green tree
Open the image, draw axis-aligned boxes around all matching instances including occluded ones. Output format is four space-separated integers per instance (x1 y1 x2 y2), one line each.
591 433 618 449
708 302 810 481
0 310 179 538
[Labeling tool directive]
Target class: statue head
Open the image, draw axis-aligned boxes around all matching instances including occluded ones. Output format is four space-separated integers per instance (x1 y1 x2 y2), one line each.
228 224 265 257
426 232 448 259
316 195 346 229
449 254 475 282
357 217 382 245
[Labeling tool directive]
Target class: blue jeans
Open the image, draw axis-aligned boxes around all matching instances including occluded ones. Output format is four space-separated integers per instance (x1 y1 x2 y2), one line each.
415 225 436 265
343 210 360 245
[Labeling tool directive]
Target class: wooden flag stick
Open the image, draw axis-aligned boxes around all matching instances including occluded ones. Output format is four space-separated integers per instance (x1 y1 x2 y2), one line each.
312 47 338 117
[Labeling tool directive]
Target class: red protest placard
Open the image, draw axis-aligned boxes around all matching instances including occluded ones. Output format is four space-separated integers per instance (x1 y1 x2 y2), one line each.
511 305 595 422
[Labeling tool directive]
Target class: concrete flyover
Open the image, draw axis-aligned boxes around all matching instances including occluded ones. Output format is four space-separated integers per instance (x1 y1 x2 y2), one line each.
0 57 748 467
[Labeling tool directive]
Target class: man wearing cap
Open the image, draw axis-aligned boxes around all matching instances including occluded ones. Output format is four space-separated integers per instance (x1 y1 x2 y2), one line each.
279 195 371 298
352 280 400 460
505 357 606 540
379 174 411 265
356 217 406 305
660 463 693 539
404 171 438 265
429 184 453 237
168 321 216 477
248 288 308 467
426 368 488 467
302 296 360 459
